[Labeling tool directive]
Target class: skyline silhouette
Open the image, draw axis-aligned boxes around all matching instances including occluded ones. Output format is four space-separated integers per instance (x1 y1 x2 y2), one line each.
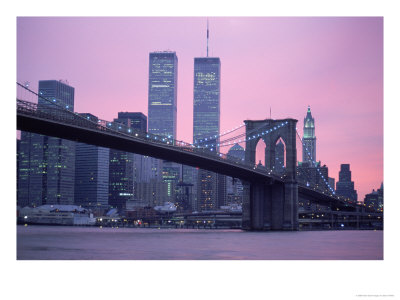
16 17 383 201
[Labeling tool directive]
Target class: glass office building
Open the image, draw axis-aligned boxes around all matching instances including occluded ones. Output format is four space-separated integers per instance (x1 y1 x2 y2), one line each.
193 57 222 211
75 113 109 208
148 51 180 205
193 57 221 147
336 164 358 201
18 80 75 207
148 51 178 139
108 113 147 210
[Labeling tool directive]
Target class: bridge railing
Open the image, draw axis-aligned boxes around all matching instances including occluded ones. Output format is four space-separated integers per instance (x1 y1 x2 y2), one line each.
16 83 288 181
17 82 363 208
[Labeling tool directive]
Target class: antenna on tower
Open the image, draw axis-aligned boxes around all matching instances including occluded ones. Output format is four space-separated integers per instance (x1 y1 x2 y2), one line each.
207 18 209 57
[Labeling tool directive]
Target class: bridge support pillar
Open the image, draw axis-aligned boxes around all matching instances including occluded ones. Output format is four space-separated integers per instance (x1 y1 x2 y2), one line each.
282 181 299 230
242 182 251 230
242 181 298 231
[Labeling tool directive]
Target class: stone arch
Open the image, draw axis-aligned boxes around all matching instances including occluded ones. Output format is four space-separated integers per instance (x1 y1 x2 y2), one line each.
244 118 298 180
274 136 286 172
254 136 267 166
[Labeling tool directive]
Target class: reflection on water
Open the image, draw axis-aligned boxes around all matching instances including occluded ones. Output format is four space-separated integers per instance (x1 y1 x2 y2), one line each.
17 225 383 260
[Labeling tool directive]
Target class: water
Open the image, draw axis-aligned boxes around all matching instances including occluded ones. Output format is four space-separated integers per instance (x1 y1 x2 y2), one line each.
17 225 383 260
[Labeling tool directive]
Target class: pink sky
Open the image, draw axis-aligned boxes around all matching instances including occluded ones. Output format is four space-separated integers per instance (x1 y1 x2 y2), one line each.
16 17 383 201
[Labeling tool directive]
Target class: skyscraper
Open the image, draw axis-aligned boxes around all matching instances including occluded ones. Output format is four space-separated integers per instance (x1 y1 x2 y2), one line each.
148 51 178 139
117 112 147 133
364 183 383 211
336 164 358 201
226 144 245 206
148 51 180 206
108 112 147 210
193 23 222 211
302 106 316 164
18 80 75 207
75 113 109 208
193 57 221 146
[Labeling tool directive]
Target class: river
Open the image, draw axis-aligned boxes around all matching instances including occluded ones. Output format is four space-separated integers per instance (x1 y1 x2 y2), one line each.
17 225 383 260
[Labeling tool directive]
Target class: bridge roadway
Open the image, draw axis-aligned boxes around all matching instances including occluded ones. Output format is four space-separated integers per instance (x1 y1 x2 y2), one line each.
17 99 354 210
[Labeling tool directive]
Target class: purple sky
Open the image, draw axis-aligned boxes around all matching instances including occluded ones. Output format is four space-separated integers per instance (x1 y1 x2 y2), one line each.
16 17 383 201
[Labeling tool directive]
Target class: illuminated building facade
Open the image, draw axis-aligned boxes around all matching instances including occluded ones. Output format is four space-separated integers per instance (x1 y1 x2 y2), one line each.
364 183 383 212
336 164 358 202
75 113 109 208
148 51 178 139
302 106 316 164
193 57 221 145
226 143 245 206
148 51 180 206
193 57 222 211
18 80 75 207
109 112 147 210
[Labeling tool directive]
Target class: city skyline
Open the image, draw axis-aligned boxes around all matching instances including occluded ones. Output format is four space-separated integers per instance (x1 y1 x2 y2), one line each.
16 17 383 201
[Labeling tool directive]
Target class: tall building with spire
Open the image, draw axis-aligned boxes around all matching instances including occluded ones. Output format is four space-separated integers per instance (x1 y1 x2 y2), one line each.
302 106 316 164
193 20 224 211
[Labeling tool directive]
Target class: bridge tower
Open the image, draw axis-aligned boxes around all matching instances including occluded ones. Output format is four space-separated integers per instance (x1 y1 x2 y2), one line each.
242 118 299 231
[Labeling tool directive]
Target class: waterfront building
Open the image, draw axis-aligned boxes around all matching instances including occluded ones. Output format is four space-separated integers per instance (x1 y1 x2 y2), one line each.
226 144 245 205
148 51 180 206
175 181 194 212
193 23 223 211
75 113 109 208
364 183 383 212
108 112 147 210
302 106 316 164
297 161 330 189
135 179 169 207
193 56 222 211
18 80 75 207
336 164 358 202
181 165 198 211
